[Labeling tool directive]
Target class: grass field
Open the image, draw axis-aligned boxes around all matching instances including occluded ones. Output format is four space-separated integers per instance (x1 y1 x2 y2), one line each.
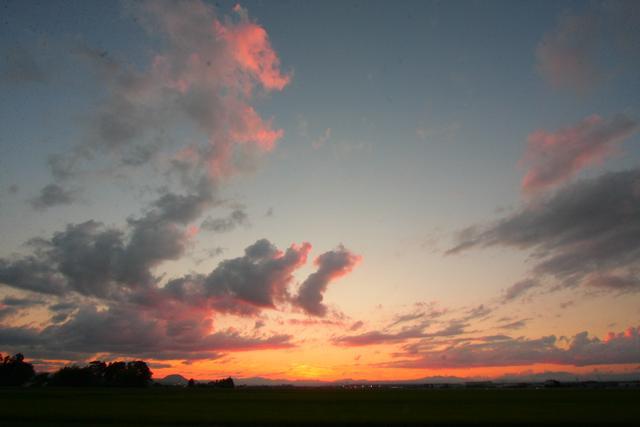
1 387 639 426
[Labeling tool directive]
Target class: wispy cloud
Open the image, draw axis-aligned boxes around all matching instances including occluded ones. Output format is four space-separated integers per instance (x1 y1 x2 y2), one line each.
536 1 640 94
520 114 637 193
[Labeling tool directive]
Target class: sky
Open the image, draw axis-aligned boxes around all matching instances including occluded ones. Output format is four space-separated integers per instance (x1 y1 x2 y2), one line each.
1 0 639 382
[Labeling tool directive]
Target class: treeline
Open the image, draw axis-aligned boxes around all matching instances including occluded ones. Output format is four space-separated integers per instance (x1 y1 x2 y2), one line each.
1 353 151 387
47 360 152 387
188 377 235 388
1 353 236 389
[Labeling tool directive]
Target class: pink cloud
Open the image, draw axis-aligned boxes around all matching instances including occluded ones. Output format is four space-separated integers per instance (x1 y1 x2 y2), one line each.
536 3 640 94
216 4 291 91
520 114 638 193
536 13 601 93
87 0 291 184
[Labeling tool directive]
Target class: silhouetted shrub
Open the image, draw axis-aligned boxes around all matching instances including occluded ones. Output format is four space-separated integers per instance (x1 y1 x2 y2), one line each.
0 353 35 386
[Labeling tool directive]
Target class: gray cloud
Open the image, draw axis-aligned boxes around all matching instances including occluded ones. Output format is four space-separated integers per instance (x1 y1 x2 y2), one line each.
159 239 312 316
388 312 427 328
448 167 640 293
1 296 44 308
584 274 640 294
30 184 78 210
0 304 293 362
201 208 249 233
294 246 361 317
2 183 213 298
498 318 530 331
502 279 539 303
386 326 640 369
66 0 289 183
333 322 468 347
332 326 426 347
463 304 492 321
0 257 66 295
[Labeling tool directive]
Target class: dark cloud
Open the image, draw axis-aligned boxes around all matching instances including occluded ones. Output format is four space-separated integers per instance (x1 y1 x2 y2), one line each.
160 239 312 315
0 307 17 321
201 208 249 233
332 326 426 347
502 279 539 303
49 302 78 312
30 184 78 210
0 2 342 366
463 304 492 321
0 257 66 295
386 326 640 369
2 183 213 297
1 296 44 308
150 179 214 224
294 246 361 317
349 321 364 331
448 167 640 292
0 304 293 362
584 274 640 294
1 223 358 362
498 318 530 330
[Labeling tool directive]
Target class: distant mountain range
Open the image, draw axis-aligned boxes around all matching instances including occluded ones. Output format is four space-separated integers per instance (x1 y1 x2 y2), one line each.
156 374 189 386
155 370 640 387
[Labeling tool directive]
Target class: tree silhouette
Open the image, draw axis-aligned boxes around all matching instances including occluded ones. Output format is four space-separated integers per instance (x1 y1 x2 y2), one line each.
0 353 35 386
50 365 96 387
50 360 153 387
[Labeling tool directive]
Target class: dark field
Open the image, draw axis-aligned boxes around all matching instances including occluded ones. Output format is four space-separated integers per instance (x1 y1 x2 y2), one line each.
1 387 639 426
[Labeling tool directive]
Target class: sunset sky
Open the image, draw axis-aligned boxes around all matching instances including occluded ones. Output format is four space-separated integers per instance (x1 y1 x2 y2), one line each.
1 0 639 382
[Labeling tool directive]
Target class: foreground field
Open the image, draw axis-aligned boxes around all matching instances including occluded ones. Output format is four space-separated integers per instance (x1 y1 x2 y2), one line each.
1 387 639 426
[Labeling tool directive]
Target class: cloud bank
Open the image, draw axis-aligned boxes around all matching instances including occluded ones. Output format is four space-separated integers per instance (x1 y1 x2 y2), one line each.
450 167 640 293
388 326 640 369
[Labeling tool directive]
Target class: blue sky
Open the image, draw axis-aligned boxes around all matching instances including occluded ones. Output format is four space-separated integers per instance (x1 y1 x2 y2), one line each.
1 0 639 380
